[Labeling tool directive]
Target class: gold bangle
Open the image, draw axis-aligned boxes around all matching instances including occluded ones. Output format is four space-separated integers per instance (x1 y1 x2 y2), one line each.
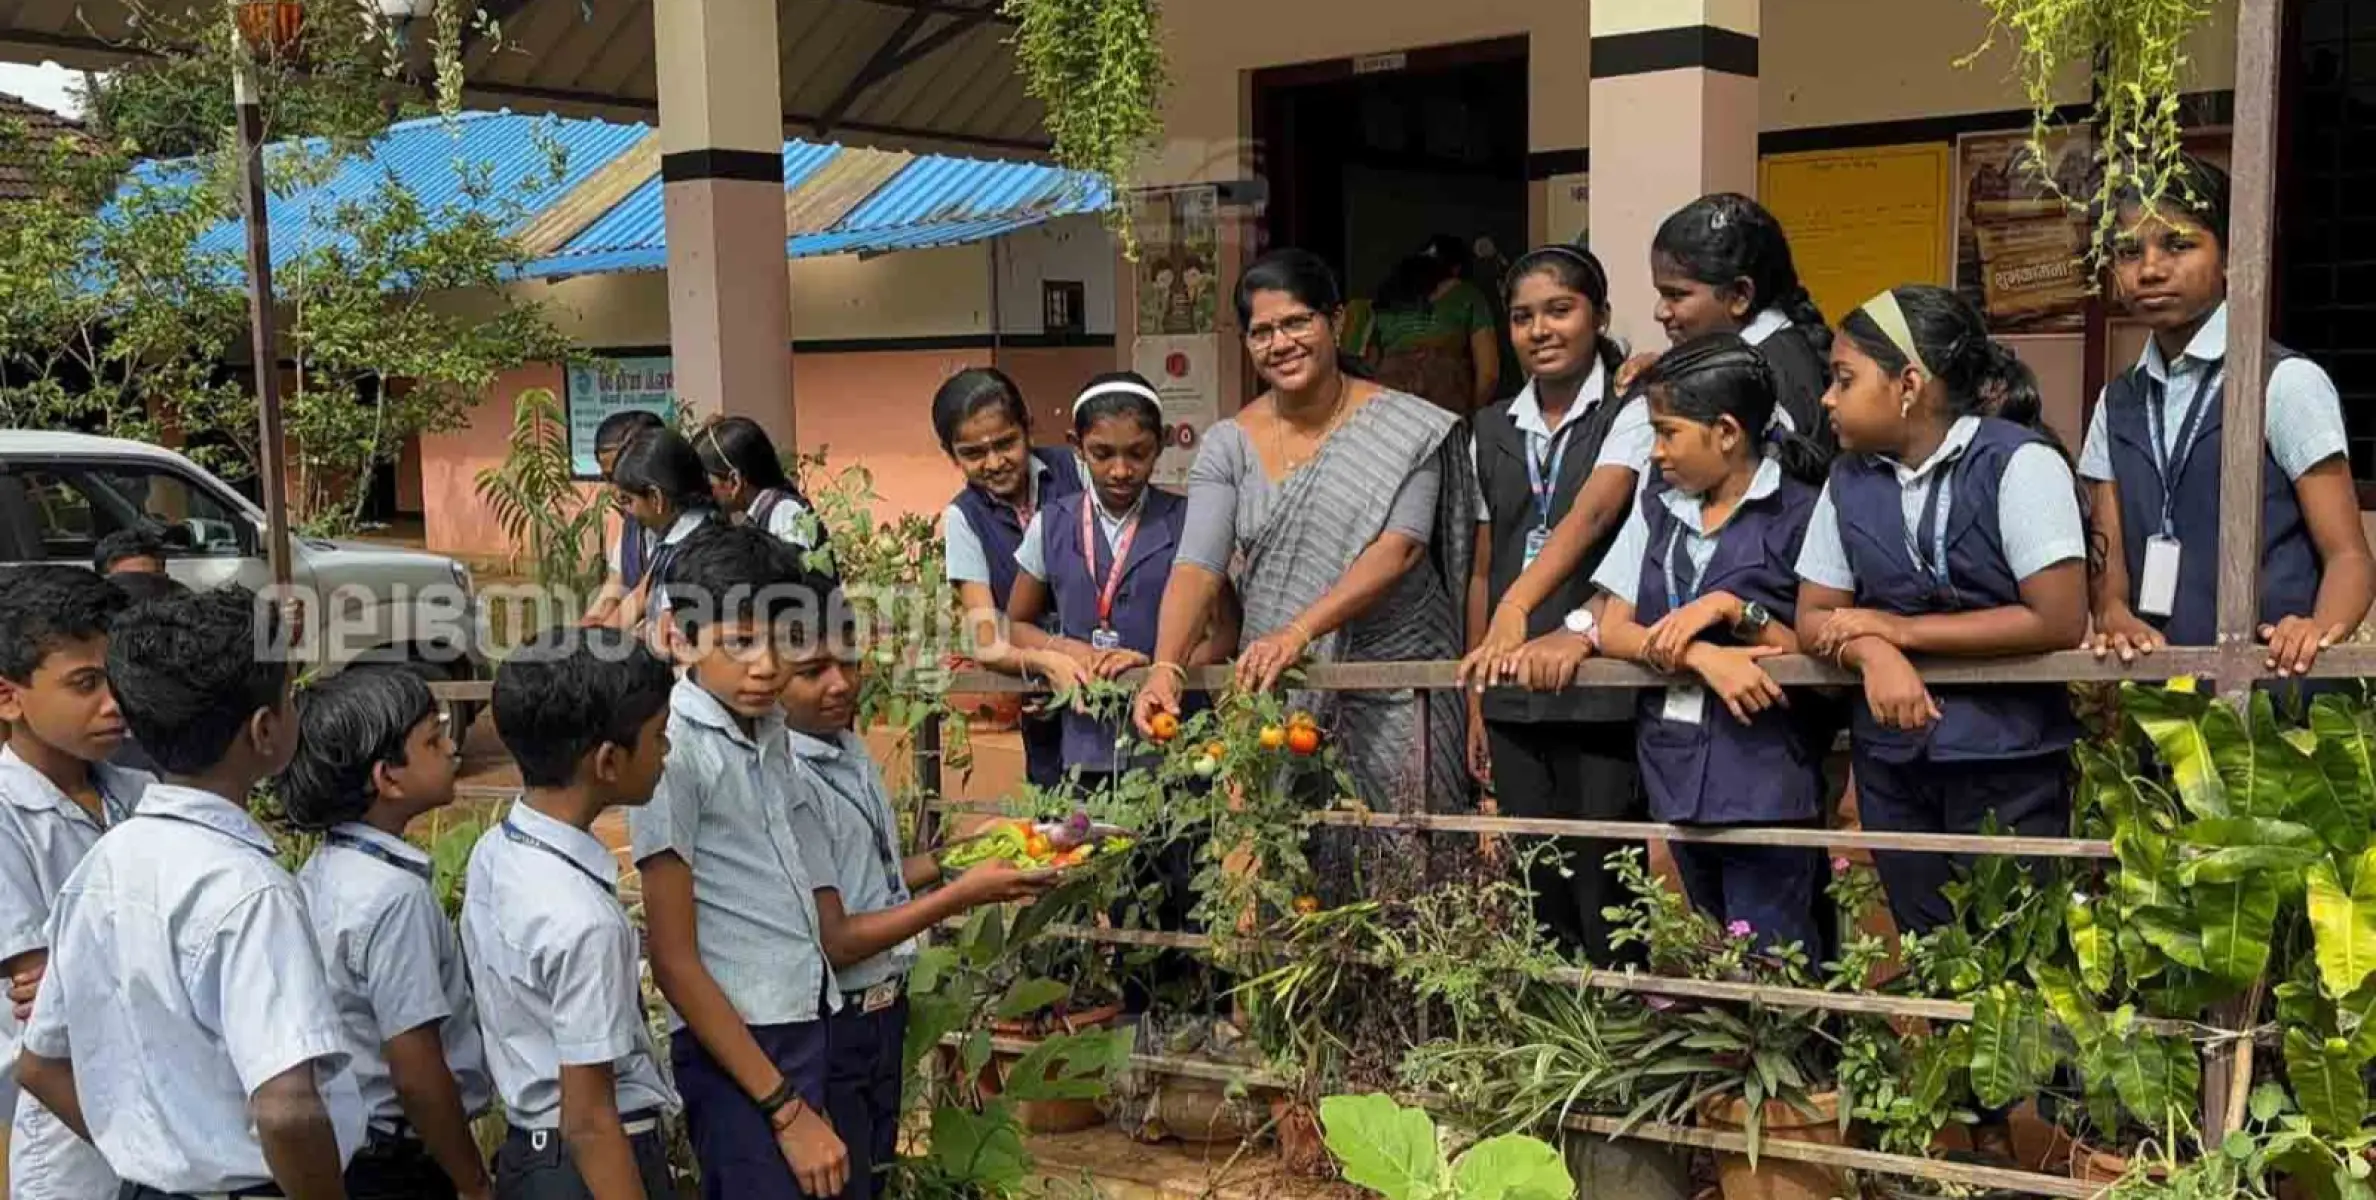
1150 661 1188 682
1287 618 1317 643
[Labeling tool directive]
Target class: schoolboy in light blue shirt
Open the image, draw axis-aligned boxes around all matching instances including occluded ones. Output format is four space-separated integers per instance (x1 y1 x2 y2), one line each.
16 586 365 1200
0 566 150 1200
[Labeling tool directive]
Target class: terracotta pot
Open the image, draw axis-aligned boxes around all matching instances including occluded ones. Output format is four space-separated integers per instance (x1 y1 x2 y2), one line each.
2063 1137 2168 1187
975 1002 1126 1134
2004 1100 2075 1174
1271 1097 1331 1176
1694 1091 1848 1200
1563 1131 1692 1200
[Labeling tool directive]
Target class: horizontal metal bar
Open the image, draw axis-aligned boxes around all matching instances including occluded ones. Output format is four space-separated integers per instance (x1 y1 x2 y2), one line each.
427 643 2376 703
929 801 2118 859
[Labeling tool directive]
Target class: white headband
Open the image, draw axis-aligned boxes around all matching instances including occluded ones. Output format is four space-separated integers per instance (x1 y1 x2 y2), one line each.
1072 380 1164 415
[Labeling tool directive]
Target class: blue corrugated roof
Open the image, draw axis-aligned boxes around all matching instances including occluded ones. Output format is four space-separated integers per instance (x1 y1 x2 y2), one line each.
111 112 1110 287
128 111 654 280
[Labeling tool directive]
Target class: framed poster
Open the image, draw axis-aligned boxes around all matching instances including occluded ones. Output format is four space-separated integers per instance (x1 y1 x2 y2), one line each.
1134 334 1219 489
1136 187 1220 336
563 354 679 479
1759 144 1952 326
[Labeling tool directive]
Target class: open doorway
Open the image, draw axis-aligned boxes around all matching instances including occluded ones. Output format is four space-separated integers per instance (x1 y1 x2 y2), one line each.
1253 37 1530 403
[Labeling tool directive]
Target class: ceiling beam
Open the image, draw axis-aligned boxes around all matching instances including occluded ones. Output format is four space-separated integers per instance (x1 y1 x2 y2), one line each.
853 0 1015 25
460 76 1050 154
811 0 993 136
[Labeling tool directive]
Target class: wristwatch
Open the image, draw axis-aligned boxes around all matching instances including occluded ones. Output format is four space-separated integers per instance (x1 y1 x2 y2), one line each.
1562 605 1599 649
1734 600 1773 638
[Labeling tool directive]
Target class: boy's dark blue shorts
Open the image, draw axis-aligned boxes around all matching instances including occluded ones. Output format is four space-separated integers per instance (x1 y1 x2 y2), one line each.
827 991 910 1200
673 1019 833 1200
489 1111 673 1200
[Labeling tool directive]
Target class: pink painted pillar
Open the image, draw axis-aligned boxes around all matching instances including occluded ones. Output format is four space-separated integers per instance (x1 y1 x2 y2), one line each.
1587 0 1761 351
654 0 794 444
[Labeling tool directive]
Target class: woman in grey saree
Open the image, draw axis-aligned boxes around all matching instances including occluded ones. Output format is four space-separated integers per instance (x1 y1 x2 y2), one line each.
1133 250 1476 823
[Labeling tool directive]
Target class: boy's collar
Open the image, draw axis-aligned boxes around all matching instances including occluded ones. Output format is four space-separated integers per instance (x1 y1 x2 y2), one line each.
0 744 142 823
505 799 620 888
328 820 432 866
136 783 280 855
789 725 853 761
670 675 787 747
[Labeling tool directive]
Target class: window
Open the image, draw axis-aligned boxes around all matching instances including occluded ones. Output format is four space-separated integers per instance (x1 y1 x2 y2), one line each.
7 463 252 564
1044 281 1087 336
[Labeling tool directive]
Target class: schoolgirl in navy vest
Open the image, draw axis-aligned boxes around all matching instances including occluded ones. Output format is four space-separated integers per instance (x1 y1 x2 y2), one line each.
934 367 1085 790
695 415 825 556
604 427 720 635
583 408 666 629
1797 285 2091 937
998 374 1201 785
1461 243 1654 963
1644 194 1837 457
2082 155 2374 677
1586 335 1833 954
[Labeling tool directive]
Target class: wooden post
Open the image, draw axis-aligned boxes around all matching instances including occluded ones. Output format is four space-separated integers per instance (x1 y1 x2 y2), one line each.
913 711 944 846
234 57 293 588
2203 0 2286 1139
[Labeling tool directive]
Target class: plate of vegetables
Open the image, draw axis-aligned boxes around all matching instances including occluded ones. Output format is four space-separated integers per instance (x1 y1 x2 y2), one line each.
939 809 1134 876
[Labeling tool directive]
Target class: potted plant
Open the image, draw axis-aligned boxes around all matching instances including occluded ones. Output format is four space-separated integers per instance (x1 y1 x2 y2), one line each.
1316 1093 1574 1200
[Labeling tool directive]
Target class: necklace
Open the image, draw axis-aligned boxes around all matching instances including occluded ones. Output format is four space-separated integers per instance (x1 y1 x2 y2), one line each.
1271 377 1352 475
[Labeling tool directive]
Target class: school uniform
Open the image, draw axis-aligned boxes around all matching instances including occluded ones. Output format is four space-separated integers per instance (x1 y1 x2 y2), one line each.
944 447 1085 790
463 802 677 1200
0 748 147 1200
2079 302 2350 648
626 678 837 1200
1797 415 2087 935
1739 308 1836 456
610 514 653 594
1469 364 1652 961
298 823 494 1200
644 508 717 618
748 487 822 552
17 783 368 1200
786 728 917 1200
1592 459 1828 954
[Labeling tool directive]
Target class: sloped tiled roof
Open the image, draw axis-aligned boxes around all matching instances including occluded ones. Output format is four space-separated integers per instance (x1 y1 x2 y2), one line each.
0 90 85 202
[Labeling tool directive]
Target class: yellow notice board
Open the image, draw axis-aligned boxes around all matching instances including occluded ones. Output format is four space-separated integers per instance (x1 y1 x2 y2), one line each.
1758 143 1952 325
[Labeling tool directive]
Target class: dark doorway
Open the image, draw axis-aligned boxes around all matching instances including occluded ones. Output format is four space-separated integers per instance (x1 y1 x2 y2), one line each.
1253 37 1530 400
2280 0 2376 486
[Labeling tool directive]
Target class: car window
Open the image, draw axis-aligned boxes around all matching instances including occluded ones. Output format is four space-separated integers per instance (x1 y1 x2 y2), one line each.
11 464 252 564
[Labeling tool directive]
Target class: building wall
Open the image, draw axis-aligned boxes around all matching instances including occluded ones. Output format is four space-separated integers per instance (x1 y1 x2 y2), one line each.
417 220 1117 562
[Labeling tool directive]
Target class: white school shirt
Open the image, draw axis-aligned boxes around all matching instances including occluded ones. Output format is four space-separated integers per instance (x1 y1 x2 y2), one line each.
298 822 493 1133
787 728 918 992
0 748 148 1200
645 509 715 615
1014 491 1146 581
2076 301 2350 484
1795 415 2087 590
461 802 676 1131
1467 362 1652 521
17 784 366 1194
944 453 1088 585
1592 457 1787 606
626 678 837 1028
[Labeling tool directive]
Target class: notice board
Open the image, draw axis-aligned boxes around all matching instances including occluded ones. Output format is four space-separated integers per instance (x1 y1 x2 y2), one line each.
1758 143 1952 325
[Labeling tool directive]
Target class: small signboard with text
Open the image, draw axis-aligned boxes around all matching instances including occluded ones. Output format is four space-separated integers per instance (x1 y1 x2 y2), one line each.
564 354 679 479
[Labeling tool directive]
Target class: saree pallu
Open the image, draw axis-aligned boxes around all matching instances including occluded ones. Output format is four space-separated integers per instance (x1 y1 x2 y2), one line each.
1236 390 1476 842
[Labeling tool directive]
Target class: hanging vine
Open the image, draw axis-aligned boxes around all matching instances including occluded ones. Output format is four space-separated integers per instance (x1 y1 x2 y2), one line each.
1002 0 1167 256
1963 0 2218 261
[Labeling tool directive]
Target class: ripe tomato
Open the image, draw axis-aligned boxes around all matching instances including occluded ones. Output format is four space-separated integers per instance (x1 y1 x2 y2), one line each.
1258 725 1287 750
1204 741 1228 760
1149 712 1180 743
1292 895 1321 915
1287 710 1318 731
1025 833 1051 859
1286 725 1322 756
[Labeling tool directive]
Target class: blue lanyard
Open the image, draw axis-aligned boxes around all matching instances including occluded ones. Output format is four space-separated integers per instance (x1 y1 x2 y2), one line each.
808 764 905 899
326 831 434 883
2143 363 2223 538
501 820 614 897
1907 465 1955 590
1661 520 1708 614
1525 424 1577 531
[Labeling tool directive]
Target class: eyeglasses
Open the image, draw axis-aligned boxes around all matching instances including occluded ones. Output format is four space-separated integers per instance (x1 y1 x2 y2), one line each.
1244 311 1323 351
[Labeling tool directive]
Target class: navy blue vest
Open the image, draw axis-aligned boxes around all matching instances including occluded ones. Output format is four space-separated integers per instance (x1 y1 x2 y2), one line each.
617 520 649 590
1829 418 2080 764
1631 474 1826 823
949 447 1083 607
2101 346 2317 647
1042 488 1187 768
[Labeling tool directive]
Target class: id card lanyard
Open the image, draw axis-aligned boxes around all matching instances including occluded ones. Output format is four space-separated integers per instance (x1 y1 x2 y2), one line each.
1522 424 1576 568
2137 364 2224 618
1659 518 1710 726
1906 462 1957 601
1081 497 1142 651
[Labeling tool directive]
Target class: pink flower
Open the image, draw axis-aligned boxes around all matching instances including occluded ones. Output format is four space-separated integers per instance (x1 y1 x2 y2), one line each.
1726 919 1755 940
1832 856 1852 874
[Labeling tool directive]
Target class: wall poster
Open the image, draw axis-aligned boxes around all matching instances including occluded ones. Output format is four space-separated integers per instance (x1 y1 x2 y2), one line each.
1135 188 1220 336
1759 144 1952 327
564 354 678 479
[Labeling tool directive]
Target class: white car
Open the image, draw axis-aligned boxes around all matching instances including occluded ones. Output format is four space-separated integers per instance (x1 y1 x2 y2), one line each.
0 430 482 684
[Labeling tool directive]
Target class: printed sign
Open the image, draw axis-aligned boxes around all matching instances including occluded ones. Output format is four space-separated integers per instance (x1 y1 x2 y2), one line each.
564 355 679 479
1134 334 1219 489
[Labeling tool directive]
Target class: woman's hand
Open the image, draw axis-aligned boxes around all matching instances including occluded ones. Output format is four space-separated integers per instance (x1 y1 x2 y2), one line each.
1643 593 1741 672
2261 614 2349 677
1235 623 1313 694
2088 606 2166 664
1508 630 1594 693
1088 647 1150 680
1861 648 1942 731
1688 644 1787 725
1465 703 1493 785
1457 602 1533 691
1025 650 1092 697
1613 351 1661 393
1131 667 1184 737
1811 609 1911 659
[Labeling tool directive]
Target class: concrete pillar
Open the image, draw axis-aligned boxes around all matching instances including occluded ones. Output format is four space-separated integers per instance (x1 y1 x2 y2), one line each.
1587 0 1761 351
654 0 794 443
